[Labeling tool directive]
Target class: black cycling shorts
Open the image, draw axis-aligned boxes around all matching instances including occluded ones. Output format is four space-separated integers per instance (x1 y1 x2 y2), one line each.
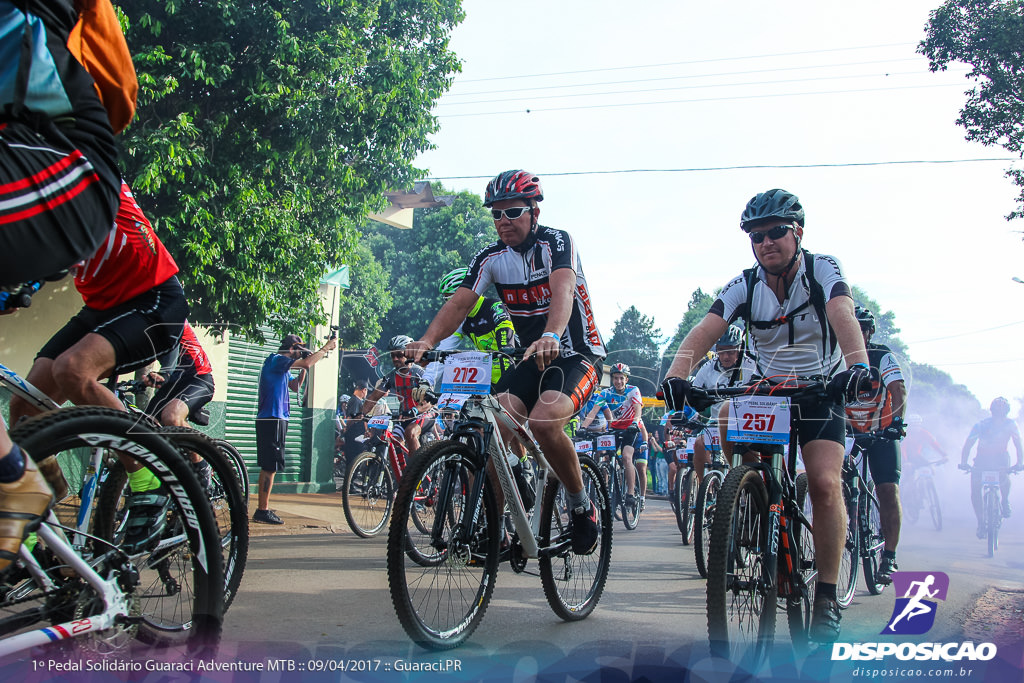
792 395 847 448
856 434 902 485
37 276 187 375
146 370 215 422
494 352 601 414
255 418 288 473
0 120 120 287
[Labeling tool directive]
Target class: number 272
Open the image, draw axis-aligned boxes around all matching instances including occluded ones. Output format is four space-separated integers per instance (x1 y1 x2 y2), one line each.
452 367 479 382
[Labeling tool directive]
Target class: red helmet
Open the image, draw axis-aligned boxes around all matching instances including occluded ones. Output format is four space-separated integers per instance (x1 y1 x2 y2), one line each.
483 170 544 207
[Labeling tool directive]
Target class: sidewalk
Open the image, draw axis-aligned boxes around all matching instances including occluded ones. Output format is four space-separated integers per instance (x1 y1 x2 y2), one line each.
246 492 349 537
244 490 670 537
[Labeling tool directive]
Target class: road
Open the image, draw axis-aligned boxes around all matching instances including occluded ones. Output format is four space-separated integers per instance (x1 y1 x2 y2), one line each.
216 491 1024 681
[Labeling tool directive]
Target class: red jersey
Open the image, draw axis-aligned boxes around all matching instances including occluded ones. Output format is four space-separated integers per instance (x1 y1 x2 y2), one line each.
178 321 213 376
74 181 179 310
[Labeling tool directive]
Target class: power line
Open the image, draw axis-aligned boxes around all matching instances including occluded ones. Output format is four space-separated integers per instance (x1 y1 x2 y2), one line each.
906 320 1024 345
425 158 1014 181
446 57 927 98
458 42 914 83
439 69 932 107
437 83 962 118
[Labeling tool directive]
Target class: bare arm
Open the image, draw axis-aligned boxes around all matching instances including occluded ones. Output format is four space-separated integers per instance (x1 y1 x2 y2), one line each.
524 267 576 369
665 314 728 380
825 296 868 368
888 380 908 420
410 288 479 360
292 338 338 371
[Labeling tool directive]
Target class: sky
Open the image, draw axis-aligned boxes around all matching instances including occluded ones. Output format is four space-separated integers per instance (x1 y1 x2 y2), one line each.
412 0 1023 408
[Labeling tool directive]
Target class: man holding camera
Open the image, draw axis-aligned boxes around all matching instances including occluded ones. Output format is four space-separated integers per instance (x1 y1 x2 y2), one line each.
253 333 336 524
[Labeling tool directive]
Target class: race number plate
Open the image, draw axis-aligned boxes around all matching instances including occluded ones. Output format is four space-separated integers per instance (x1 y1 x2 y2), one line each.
595 435 617 452
367 415 391 430
439 352 491 394
437 393 471 412
727 395 791 444
685 437 696 455
706 432 722 452
982 471 1000 485
575 440 593 454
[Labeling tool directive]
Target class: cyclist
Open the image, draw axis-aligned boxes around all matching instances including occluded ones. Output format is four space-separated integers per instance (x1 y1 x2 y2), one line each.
9 179 188 551
662 188 870 642
424 267 519 386
844 306 908 584
0 0 138 574
143 320 217 487
582 363 643 509
361 335 429 456
960 397 1023 535
691 325 757 483
407 170 605 555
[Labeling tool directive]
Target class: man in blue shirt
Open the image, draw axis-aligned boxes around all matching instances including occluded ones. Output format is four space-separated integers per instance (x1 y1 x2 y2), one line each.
254 333 336 524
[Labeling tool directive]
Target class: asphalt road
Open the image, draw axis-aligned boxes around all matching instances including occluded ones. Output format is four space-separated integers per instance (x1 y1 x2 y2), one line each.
217 489 1024 682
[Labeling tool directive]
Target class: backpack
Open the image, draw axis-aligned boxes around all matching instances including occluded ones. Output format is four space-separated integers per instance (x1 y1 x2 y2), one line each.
737 249 836 370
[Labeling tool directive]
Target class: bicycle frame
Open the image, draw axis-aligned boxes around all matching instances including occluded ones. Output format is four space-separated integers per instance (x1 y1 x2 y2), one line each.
0 515 130 657
444 394 553 559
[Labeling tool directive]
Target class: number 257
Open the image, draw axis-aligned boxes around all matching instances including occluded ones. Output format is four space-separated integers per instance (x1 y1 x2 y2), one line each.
742 413 776 431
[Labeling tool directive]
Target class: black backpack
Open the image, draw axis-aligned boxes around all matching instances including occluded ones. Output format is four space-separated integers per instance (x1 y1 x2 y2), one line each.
736 249 836 368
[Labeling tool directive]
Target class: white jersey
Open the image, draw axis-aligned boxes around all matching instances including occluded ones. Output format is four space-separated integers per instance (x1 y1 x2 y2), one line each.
710 252 851 379
691 355 758 390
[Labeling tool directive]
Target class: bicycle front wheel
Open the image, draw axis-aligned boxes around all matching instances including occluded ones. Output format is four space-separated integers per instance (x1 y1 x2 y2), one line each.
861 482 887 595
985 489 999 557
539 454 612 621
678 469 697 545
343 451 395 538
387 440 498 650
212 438 250 501
694 470 723 579
12 407 224 651
922 479 942 531
706 465 775 670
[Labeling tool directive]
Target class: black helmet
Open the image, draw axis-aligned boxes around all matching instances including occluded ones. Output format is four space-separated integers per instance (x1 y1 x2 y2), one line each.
740 189 805 231
483 170 544 207
991 396 1011 417
714 325 743 350
854 306 875 334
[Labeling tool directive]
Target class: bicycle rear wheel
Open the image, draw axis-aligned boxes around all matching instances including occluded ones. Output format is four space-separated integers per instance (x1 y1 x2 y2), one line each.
985 490 999 557
343 451 395 538
153 427 249 612
678 469 697 545
861 482 887 595
694 470 722 579
387 440 498 650
12 407 223 652
706 465 775 670
212 438 249 501
539 454 612 621
922 479 942 531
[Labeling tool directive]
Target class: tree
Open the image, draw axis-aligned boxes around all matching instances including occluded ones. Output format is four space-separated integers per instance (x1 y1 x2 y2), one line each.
919 0 1024 219
850 286 909 358
364 189 498 345
660 288 715 380
605 306 663 396
334 241 392 348
118 0 464 338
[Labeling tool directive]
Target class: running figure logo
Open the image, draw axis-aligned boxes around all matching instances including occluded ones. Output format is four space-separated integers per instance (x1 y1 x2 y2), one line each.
882 571 949 635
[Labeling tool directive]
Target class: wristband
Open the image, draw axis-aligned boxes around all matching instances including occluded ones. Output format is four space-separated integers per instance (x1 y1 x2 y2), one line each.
850 362 868 370
541 332 560 343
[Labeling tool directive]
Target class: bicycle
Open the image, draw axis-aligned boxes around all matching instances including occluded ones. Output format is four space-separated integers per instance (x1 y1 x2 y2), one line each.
591 428 643 530
387 349 612 650
695 381 822 669
961 464 1020 557
670 418 719 546
694 447 729 579
342 411 410 538
1 406 224 656
902 459 945 531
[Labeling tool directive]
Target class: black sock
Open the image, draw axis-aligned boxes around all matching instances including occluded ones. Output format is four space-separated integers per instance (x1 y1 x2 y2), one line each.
0 444 27 483
882 550 896 561
816 582 837 602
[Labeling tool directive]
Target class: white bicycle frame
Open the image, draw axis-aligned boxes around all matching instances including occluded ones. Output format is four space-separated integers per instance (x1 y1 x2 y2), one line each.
462 393 552 558
0 513 132 657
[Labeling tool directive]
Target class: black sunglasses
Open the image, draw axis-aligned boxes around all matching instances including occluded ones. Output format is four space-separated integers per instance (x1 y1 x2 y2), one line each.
490 206 532 220
748 224 794 244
